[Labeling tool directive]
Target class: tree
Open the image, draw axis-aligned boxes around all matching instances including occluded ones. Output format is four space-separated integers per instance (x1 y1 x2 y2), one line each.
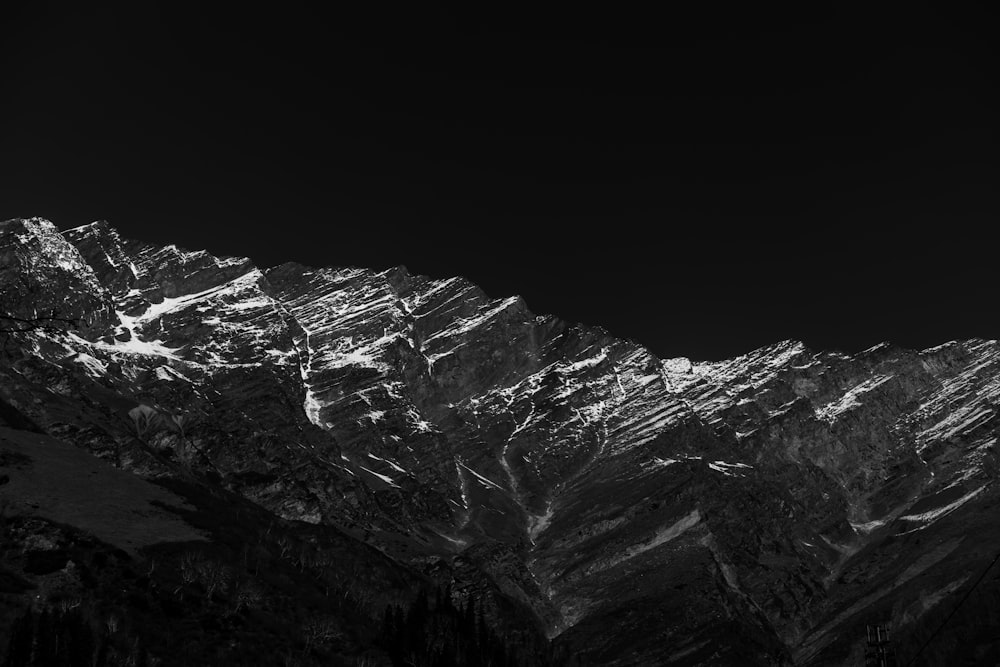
177 550 231 600
0 310 79 355
0 311 78 335
229 579 264 615
302 616 341 651
128 404 162 439
2 606 99 667
164 410 203 442
2 608 34 667
200 559 232 600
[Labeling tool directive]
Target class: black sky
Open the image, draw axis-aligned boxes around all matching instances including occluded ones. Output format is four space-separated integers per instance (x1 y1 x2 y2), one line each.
2 3 997 360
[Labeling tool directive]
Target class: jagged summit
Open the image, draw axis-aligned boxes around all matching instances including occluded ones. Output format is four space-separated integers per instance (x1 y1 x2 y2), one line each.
1 216 999 665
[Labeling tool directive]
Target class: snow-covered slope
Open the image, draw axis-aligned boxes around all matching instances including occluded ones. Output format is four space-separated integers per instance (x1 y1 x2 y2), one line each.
2 217 999 665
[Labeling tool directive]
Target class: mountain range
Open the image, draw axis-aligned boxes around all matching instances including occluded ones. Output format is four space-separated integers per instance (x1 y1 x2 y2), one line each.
1 217 998 665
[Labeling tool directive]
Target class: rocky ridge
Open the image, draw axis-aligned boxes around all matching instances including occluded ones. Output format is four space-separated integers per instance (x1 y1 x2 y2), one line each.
1 217 998 665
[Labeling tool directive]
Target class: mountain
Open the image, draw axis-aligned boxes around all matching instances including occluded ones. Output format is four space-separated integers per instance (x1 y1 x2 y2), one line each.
1 216 998 665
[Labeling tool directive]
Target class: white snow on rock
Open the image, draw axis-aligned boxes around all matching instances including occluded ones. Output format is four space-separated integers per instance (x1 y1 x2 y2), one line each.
423 296 521 345
101 311 182 359
358 465 400 488
561 348 609 374
898 484 986 528
815 374 893 422
458 461 506 492
849 518 888 535
707 460 753 476
367 452 408 474
71 352 108 378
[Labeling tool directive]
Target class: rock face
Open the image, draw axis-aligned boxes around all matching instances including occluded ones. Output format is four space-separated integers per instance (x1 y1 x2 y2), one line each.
1 217 999 665
0 218 116 336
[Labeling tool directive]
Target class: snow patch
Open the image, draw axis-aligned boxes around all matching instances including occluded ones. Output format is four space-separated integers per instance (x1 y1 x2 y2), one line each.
367 452 408 474
707 460 753 477
816 374 894 421
422 296 520 344
458 462 505 492
561 348 608 374
98 311 183 359
528 502 556 541
406 408 435 433
898 484 986 528
849 519 888 535
358 465 400 488
72 353 107 378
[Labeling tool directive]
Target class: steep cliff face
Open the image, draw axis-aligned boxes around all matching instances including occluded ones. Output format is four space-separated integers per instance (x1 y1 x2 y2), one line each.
1 217 998 665
0 218 116 336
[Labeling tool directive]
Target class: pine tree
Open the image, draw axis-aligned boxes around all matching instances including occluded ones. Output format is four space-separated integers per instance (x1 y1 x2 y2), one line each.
3 609 35 667
380 604 396 641
476 604 490 658
442 584 454 614
93 636 111 667
33 609 59 666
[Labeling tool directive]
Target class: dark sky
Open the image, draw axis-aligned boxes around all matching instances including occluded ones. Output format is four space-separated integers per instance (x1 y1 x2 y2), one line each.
2 3 997 360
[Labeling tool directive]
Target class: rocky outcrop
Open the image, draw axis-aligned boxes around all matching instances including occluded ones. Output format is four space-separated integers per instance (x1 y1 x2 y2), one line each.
1 217 998 665
0 218 116 337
